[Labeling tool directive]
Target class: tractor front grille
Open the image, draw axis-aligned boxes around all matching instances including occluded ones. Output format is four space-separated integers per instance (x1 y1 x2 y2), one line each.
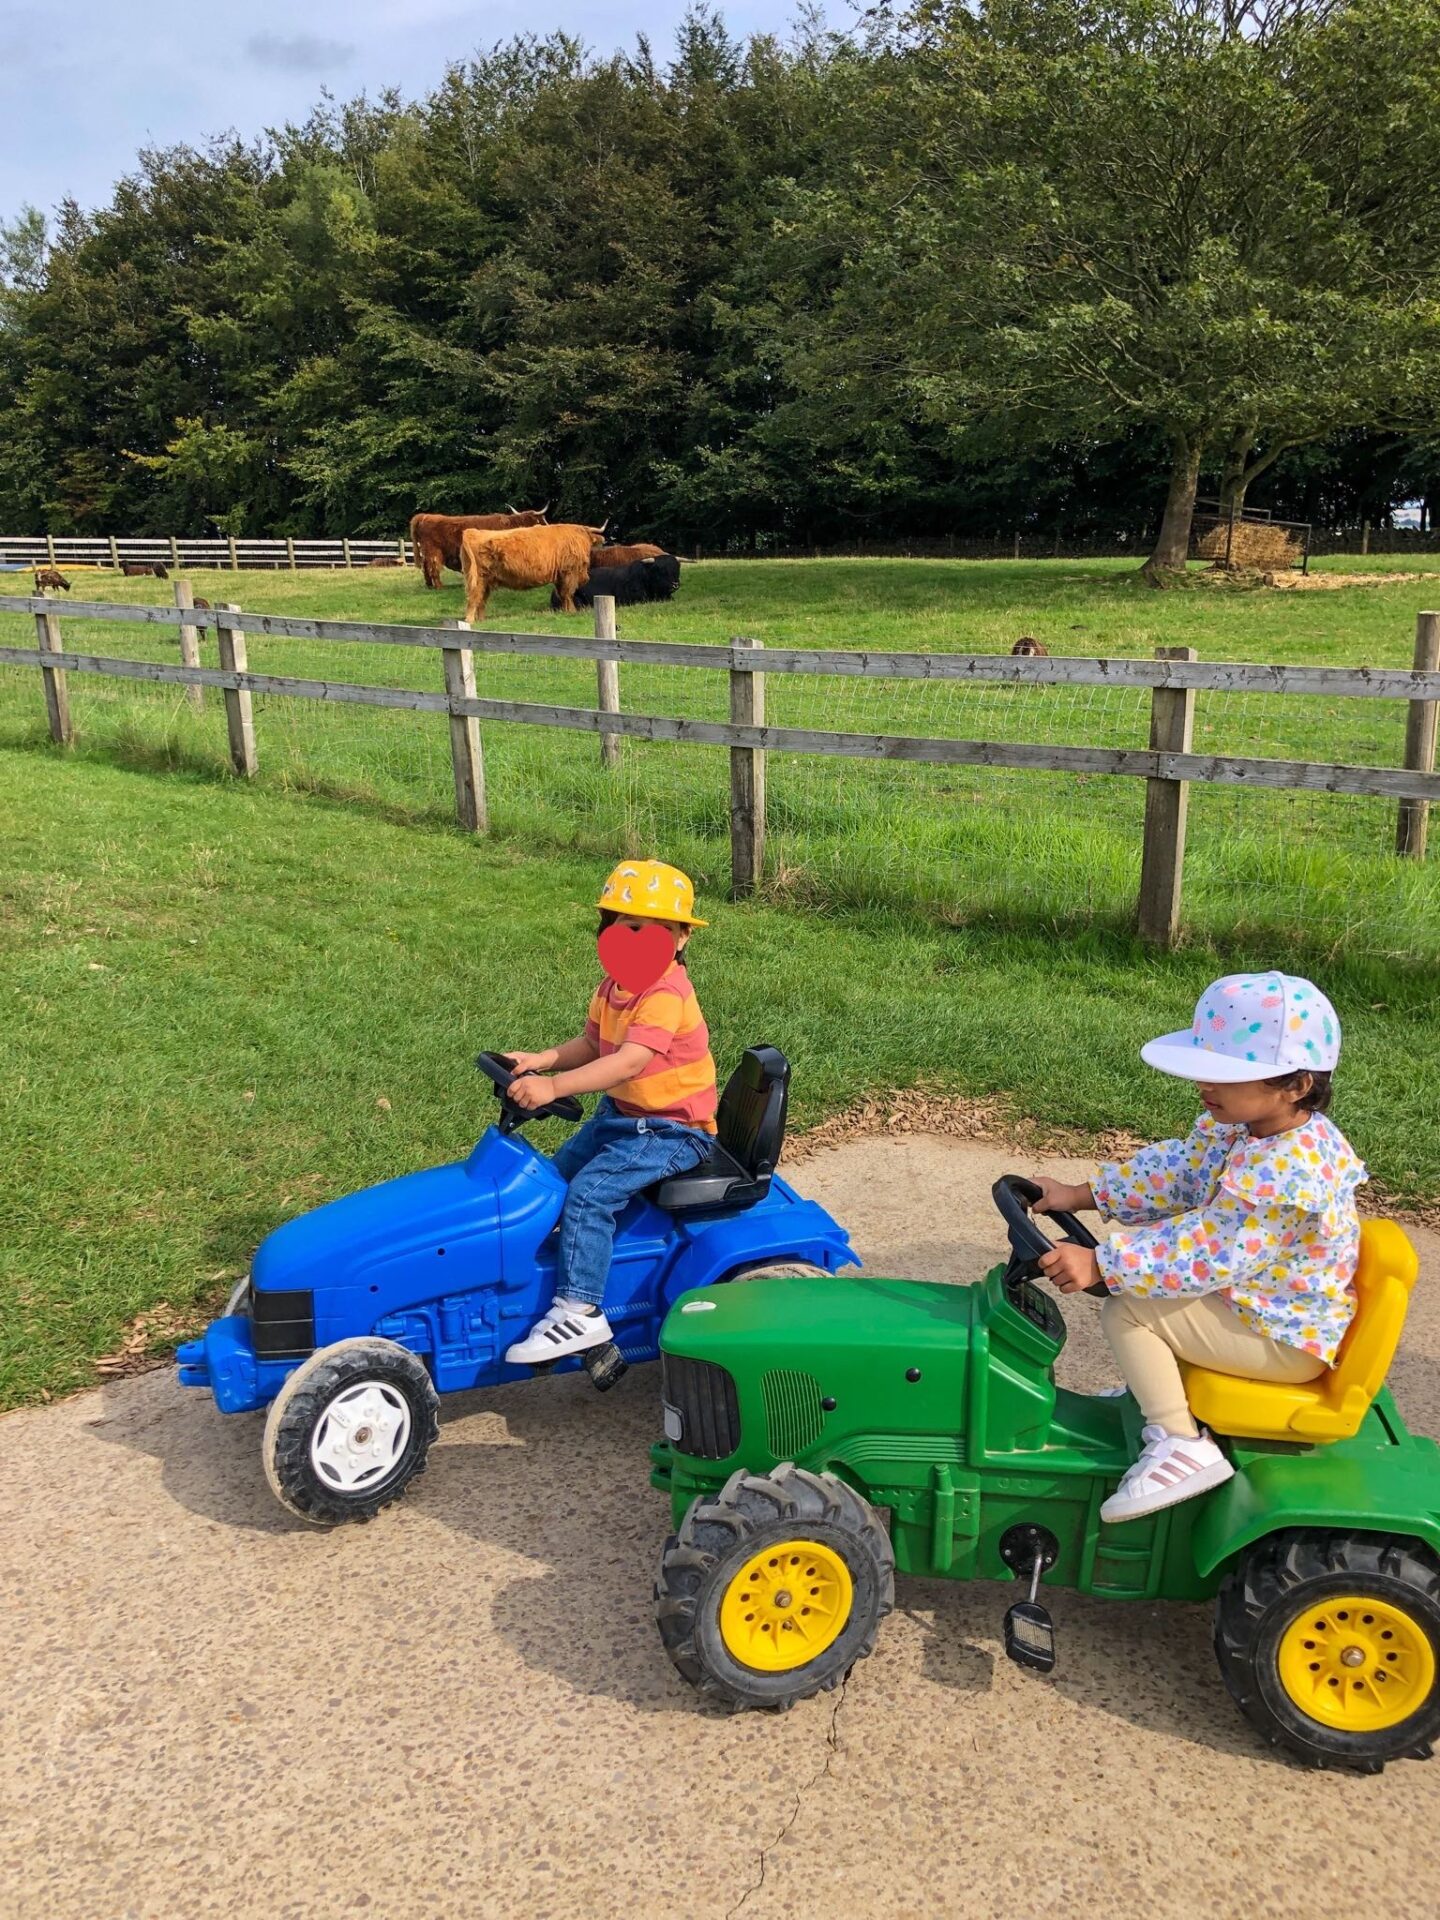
661 1353 740 1460
761 1368 824 1457
250 1287 315 1360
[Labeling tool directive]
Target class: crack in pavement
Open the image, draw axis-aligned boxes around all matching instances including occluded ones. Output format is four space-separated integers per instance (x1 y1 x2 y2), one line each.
725 1669 852 1920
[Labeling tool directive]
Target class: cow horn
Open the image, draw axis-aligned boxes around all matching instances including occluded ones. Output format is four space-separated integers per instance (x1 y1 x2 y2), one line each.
505 503 518 513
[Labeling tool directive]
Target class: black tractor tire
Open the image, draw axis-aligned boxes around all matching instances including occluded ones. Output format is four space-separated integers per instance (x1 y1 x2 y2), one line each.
724 1260 831 1283
262 1337 441 1527
1215 1528 1440 1771
655 1462 894 1710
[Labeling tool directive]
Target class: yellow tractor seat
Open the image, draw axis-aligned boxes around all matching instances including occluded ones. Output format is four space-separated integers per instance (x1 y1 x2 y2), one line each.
1180 1219 1419 1443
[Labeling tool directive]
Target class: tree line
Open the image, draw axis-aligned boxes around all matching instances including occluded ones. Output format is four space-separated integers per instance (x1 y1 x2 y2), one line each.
1 0 1438 578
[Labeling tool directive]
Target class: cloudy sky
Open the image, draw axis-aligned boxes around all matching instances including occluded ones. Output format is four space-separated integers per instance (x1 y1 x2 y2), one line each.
1 0 811 221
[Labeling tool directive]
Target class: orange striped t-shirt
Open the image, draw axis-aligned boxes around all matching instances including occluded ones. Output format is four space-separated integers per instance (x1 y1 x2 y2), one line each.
585 964 718 1132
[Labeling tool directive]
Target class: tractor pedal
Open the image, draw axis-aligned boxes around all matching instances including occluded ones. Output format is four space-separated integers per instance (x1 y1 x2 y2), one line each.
1003 1599 1057 1674
583 1342 628 1392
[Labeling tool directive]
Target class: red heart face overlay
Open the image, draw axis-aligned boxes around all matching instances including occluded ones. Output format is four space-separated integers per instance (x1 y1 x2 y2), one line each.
598 921 674 993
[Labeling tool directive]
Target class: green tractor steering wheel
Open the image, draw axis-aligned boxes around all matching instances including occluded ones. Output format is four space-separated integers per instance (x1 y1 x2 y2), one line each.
992 1174 1109 1296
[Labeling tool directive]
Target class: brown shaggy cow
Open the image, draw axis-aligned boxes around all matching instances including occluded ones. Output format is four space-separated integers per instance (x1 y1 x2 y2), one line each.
33 568 70 592
1011 636 1049 657
589 542 666 568
120 560 169 579
409 507 550 589
461 523 605 623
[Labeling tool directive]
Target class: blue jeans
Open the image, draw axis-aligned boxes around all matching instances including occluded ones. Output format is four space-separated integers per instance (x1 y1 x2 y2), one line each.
550 1097 712 1309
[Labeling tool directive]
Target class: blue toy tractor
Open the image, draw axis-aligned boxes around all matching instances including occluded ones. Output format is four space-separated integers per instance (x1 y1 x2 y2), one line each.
177 1048 855 1525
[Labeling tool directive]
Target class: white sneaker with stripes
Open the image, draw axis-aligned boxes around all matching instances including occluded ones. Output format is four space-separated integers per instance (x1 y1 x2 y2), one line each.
506 1300 614 1365
1100 1423 1234 1523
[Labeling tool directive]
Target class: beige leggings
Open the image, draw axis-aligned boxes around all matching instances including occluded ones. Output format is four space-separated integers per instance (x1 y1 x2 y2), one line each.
1101 1291 1326 1438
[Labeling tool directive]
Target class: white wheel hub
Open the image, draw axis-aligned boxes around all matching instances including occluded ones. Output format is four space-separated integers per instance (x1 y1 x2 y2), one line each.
310 1380 412 1493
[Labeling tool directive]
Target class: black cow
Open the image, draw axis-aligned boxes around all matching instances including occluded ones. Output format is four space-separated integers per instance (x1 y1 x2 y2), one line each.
554 554 681 611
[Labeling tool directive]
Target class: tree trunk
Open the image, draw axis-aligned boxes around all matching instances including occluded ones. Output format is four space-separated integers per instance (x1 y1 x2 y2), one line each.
1217 426 1255 521
1143 436 1203 583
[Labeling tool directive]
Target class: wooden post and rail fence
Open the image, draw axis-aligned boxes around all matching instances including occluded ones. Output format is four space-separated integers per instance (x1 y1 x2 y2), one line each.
3 591 1438 948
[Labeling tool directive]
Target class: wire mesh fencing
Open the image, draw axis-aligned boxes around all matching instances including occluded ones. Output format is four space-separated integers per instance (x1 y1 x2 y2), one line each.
2 593 1437 967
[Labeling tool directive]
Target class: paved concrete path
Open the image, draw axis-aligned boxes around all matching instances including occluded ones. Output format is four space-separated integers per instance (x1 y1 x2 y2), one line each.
4 1136 1439 1920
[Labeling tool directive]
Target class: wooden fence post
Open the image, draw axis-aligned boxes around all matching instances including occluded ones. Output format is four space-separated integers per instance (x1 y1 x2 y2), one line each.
169 535 180 570
33 601 72 745
1396 610 1440 858
108 534 119 570
342 537 353 569
443 620 487 833
45 532 57 566
594 595 621 769
215 602 257 777
286 537 296 571
174 579 204 713
397 537 407 564
1136 645 1197 947
227 535 239 573
729 636 766 897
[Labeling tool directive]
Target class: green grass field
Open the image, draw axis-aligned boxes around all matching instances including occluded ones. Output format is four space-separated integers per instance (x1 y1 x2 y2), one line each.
3 555 1439 1408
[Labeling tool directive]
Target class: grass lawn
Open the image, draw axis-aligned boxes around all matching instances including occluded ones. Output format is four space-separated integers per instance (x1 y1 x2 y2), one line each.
4 556 1440 1407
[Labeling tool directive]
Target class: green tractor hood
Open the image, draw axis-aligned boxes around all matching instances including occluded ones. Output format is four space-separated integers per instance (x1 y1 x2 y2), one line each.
657 1269 1071 1482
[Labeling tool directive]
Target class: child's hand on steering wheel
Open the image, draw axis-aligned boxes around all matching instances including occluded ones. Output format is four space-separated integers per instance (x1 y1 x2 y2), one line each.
505 1049 551 1075
508 1072 557 1111
1028 1175 1093 1217
1039 1242 1102 1295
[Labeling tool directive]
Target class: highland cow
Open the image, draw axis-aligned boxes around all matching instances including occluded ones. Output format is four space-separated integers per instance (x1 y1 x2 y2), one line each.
461 522 605 622
1011 636 1049 657
33 568 70 592
554 554 681 610
588 542 667 569
409 507 550 589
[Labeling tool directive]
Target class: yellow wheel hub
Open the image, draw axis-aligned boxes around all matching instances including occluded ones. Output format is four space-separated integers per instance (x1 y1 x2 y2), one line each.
1278 1595 1436 1732
718 1538 853 1673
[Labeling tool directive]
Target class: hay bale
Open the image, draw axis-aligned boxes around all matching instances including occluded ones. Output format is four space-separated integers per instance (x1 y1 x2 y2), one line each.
1195 519 1302 569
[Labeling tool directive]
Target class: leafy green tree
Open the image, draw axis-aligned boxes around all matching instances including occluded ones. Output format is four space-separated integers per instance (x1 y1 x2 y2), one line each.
811 0 1440 575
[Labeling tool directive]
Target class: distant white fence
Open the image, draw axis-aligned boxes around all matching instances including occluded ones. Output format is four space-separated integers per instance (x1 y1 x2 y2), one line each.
0 535 412 572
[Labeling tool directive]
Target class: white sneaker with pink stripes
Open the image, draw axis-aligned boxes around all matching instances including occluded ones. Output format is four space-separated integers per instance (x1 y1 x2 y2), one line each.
1100 1423 1234 1523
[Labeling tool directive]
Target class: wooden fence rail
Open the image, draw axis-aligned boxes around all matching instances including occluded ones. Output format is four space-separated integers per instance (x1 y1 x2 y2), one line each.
1 592 1436 945
0 535 412 572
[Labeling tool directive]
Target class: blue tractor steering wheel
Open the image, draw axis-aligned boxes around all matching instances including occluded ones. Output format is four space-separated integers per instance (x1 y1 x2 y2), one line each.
475 1052 585 1133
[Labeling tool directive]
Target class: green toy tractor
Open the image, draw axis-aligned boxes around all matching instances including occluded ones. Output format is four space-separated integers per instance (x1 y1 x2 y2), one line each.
651 1175 1440 1771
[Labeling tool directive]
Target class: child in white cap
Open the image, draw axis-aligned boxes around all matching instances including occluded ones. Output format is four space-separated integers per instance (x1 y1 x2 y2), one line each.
1029 972 1366 1524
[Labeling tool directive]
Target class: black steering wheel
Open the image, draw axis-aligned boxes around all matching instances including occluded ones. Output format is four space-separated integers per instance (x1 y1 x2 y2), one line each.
992 1175 1110 1297
475 1052 585 1134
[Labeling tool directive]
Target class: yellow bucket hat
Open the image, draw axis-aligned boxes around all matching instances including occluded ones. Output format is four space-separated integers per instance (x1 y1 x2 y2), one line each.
596 860 707 926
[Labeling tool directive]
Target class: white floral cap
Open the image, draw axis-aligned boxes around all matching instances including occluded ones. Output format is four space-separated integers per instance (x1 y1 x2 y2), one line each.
1140 971 1341 1084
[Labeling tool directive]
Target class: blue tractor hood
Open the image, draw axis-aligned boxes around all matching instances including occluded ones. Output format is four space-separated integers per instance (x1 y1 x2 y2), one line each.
250 1128 563 1296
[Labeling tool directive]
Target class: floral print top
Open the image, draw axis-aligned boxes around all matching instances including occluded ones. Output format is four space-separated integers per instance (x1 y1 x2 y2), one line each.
1092 1113 1367 1364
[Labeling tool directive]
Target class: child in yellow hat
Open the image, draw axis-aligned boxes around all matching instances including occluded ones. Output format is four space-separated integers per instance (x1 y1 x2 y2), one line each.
503 861 718 1364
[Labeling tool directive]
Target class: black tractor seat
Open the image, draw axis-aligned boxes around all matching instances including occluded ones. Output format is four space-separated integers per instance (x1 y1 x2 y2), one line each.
650 1045 790 1216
